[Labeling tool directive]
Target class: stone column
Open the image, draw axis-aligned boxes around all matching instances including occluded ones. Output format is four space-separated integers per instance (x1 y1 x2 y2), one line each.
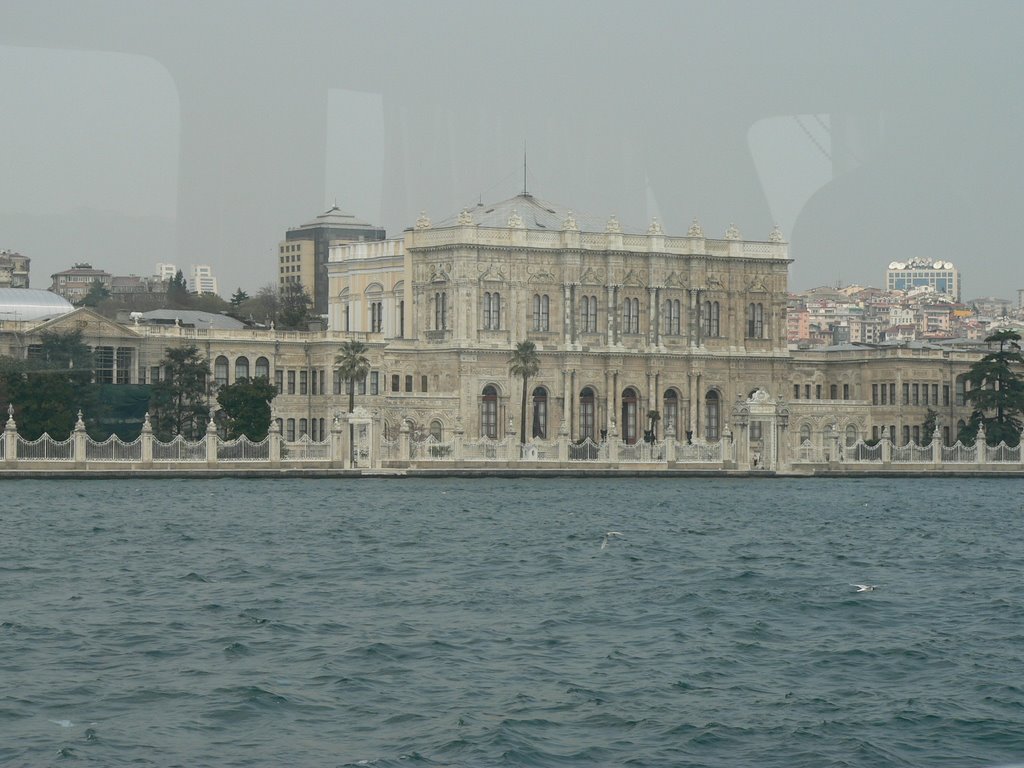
931 426 942 465
722 425 734 469
141 412 154 467
205 412 218 467
268 417 282 467
665 422 677 463
452 418 464 462
74 410 87 468
605 284 615 346
648 286 658 347
564 284 573 346
557 420 569 462
607 421 619 462
399 419 411 463
562 369 571 438
881 436 892 464
330 415 344 468
976 424 987 466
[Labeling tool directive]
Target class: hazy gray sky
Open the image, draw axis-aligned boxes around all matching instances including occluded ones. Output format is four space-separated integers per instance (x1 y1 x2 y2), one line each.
2 0 1022 299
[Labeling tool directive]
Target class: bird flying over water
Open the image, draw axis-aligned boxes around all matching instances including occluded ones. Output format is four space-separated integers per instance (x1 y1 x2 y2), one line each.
851 583 877 592
601 531 624 550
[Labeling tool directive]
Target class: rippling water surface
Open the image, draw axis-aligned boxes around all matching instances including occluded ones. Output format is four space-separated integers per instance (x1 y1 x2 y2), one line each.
3 477 1024 767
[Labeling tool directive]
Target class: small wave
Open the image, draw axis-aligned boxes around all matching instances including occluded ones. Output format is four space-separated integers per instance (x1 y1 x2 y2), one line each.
181 572 210 582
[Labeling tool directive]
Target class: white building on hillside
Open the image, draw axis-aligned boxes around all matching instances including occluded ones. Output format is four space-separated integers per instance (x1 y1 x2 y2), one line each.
189 264 219 296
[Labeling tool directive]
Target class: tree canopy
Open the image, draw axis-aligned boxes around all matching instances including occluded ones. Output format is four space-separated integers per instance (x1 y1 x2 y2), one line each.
216 376 276 440
278 283 314 330
166 270 192 309
149 345 210 440
958 329 1024 446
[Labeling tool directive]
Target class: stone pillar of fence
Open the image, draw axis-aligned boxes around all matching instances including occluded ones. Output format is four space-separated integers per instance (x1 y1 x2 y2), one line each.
4 406 17 465
205 413 218 467
607 421 619 462
976 424 987 467
665 423 676 463
1020 429 1024 467
827 426 840 469
73 411 87 468
931 426 942 465
330 415 344 468
721 426 734 469
452 418 464 462
268 417 281 467
399 419 411 462
881 436 892 464
141 413 154 467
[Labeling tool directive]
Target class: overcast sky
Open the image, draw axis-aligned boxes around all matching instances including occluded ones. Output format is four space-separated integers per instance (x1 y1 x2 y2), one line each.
2 0 1022 300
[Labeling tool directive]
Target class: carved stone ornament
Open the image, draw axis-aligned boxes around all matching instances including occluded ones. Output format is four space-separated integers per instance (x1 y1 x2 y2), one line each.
562 211 579 231
664 271 688 289
768 224 784 242
457 209 474 225
621 269 646 288
747 276 769 293
725 223 741 240
507 208 524 229
688 218 704 237
579 266 604 285
428 263 450 283
478 264 507 283
415 211 432 229
749 388 772 403
605 215 622 233
528 267 556 283
706 274 725 289
647 217 663 235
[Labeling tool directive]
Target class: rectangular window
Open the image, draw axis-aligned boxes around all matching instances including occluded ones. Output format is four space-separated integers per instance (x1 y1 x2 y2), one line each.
286 418 295 441
903 383 910 405
944 384 950 406
151 365 162 384
881 384 887 405
358 376 366 395
843 384 850 400
421 375 428 393
815 384 822 400
300 370 308 395
311 368 318 396
370 371 379 395
921 384 928 406
275 370 283 394
392 373 400 392
804 384 811 399
912 383 919 406
116 347 132 384
793 384 800 399
932 384 939 405
890 383 896 404
405 375 413 393
333 369 341 395
287 370 296 395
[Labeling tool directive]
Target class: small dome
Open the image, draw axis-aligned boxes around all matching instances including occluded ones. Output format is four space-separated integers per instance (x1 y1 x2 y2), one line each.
0 288 74 321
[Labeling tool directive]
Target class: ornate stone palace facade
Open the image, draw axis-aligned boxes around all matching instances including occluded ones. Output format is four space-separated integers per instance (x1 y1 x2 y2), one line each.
0 193 998 471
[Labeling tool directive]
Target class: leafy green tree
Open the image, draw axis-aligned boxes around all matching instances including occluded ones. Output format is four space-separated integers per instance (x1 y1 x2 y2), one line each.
508 340 540 445
957 329 1024 446
0 330 97 439
229 288 250 309
335 340 370 461
216 376 276 440
278 282 314 329
149 345 210 440
78 279 111 307
166 269 192 309
922 408 939 445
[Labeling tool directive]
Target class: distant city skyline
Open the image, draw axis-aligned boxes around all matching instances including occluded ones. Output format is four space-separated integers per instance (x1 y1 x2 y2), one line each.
2 1 1022 299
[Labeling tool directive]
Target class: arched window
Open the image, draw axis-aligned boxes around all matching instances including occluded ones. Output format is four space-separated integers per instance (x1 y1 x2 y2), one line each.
370 301 383 332
533 294 549 332
702 301 720 337
621 387 639 444
234 356 249 381
705 390 720 440
299 418 308 437
747 302 764 338
580 294 599 333
532 387 548 439
665 299 681 335
845 424 858 446
481 385 498 439
214 355 229 388
435 291 448 330
255 356 270 379
483 291 500 330
912 425 920 444
430 420 443 441
624 297 640 334
579 387 596 441
799 423 812 443
663 389 679 435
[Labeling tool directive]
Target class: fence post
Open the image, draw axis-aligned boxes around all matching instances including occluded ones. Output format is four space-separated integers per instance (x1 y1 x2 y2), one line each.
931 426 942 465
4 405 17 466
881 436 892 465
722 426 734 469
452 418 464 462
1020 428 1024 467
665 424 677 464
976 424 987 467
206 412 218 468
557 421 570 463
607 421 619 462
141 412 154 467
399 419 411 463
269 418 282 467
73 410 87 468
330 415 344 468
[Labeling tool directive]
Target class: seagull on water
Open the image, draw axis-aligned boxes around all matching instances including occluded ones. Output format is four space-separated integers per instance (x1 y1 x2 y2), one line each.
851 583 878 592
601 531 624 550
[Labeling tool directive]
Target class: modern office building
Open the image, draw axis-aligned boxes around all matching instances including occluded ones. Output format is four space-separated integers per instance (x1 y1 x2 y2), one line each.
886 258 960 301
189 264 219 296
281 205 386 314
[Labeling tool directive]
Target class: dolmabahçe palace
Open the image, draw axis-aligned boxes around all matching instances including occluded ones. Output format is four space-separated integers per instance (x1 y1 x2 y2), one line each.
0 193 1019 473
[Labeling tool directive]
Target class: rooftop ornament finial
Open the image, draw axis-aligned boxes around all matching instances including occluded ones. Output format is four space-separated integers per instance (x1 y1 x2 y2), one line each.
725 223 741 240
688 218 704 238
508 208 524 229
562 211 579 231
605 215 622 234
647 217 663 235
415 211 432 229
768 223 784 242
457 208 474 225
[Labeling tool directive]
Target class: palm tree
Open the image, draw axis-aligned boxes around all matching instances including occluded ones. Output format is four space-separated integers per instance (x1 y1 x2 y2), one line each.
335 340 371 464
334 340 371 414
508 340 541 446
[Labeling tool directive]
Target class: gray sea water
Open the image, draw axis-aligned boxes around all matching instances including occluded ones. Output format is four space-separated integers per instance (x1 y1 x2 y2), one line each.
2 477 1024 767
